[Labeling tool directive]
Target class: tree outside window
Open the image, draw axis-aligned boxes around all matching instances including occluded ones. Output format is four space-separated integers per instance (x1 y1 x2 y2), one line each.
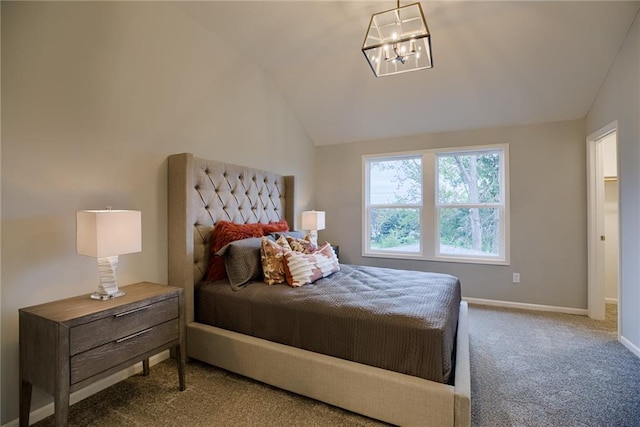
437 150 503 257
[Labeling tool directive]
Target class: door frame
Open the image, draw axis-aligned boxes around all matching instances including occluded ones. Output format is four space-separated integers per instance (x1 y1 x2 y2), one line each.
586 121 617 320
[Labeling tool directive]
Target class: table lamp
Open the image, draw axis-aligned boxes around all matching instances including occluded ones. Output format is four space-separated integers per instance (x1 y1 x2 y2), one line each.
301 210 325 245
76 209 142 300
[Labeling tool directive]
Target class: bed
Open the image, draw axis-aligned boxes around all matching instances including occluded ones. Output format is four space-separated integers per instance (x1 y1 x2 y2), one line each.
167 152 470 426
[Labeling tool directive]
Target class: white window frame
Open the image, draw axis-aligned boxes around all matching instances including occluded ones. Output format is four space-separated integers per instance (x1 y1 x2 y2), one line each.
363 153 425 259
363 144 510 265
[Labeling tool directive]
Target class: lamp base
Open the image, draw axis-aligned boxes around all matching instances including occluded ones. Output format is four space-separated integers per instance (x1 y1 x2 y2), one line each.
92 255 124 301
307 230 318 245
90 290 126 300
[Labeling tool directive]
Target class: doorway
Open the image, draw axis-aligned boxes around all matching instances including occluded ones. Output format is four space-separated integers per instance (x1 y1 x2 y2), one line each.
587 122 620 329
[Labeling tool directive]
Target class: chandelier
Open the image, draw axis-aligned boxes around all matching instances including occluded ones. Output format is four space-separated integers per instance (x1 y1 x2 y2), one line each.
362 1 433 77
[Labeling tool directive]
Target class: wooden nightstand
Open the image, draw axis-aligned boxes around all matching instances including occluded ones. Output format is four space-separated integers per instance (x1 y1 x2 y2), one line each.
19 282 186 427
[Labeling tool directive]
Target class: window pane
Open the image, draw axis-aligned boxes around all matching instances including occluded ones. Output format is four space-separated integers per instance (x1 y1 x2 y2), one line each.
370 207 420 252
437 151 501 204
369 157 422 205
439 207 500 256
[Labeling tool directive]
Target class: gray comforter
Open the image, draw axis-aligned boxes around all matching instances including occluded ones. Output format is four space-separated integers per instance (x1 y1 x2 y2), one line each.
195 264 461 384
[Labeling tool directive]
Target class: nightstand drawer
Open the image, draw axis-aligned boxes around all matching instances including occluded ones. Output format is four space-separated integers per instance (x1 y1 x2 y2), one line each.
70 297 179 355
70 318 179 385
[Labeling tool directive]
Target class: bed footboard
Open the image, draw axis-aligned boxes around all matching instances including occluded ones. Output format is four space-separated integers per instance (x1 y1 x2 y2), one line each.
454 301 471 426
186 302 470 427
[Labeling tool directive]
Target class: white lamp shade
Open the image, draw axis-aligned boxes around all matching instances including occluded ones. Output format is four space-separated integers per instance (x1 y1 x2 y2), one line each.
77 210 142 258
301 211 325 231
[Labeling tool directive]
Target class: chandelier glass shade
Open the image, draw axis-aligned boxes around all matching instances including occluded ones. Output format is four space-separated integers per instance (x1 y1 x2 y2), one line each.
362 2 433 77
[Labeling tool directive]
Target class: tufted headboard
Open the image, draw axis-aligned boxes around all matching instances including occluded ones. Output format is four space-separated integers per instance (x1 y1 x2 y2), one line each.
168 153 295 323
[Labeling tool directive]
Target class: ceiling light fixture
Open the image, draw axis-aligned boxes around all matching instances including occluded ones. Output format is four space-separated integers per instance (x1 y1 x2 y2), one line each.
362 1 433 77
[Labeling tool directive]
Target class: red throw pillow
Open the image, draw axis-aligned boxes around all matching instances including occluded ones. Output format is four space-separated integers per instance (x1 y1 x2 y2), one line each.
206 221 264 281
260 220 289 234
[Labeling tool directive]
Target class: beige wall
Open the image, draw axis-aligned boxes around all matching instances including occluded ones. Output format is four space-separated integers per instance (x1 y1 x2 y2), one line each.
0 1 3 412
586 12 640 351
316 120 587 309
0 2 314 423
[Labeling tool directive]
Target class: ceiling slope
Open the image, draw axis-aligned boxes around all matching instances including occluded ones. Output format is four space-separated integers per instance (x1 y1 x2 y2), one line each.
176 1 640 146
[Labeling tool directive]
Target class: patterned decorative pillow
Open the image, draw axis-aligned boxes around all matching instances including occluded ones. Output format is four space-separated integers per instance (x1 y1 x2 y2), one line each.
206 221 264 282
283 243 340 287
216 237 264 291
260 236 291 285
260 220 289 234
285 235 318 254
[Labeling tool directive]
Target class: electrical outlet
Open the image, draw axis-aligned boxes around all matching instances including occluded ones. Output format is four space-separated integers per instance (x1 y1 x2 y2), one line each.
513 273 521 283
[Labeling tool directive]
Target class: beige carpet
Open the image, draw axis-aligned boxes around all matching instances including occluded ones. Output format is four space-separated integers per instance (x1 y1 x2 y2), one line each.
469 303 640 426
34 304 640 427
34 358 387 427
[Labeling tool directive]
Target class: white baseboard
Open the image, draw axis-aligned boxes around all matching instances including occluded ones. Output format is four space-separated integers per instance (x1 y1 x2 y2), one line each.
3 351 170 427
620 336 640 359
463 297 589 316
605 298 619 305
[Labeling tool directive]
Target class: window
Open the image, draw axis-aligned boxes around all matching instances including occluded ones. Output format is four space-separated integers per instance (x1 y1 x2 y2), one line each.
363 145 509 264
366 156 422 255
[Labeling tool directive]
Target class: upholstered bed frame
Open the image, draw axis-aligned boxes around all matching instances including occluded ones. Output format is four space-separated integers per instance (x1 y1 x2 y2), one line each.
167 153 470 426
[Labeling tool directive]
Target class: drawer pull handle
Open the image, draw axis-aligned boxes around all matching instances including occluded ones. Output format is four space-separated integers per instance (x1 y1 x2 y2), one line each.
115 305 150 318
116 328 153 343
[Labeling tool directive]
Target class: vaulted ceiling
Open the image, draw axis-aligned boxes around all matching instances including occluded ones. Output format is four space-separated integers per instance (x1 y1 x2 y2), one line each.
176 1 640 146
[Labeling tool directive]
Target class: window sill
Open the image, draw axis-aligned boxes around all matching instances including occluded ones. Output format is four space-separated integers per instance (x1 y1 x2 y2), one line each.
362 251 510 266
